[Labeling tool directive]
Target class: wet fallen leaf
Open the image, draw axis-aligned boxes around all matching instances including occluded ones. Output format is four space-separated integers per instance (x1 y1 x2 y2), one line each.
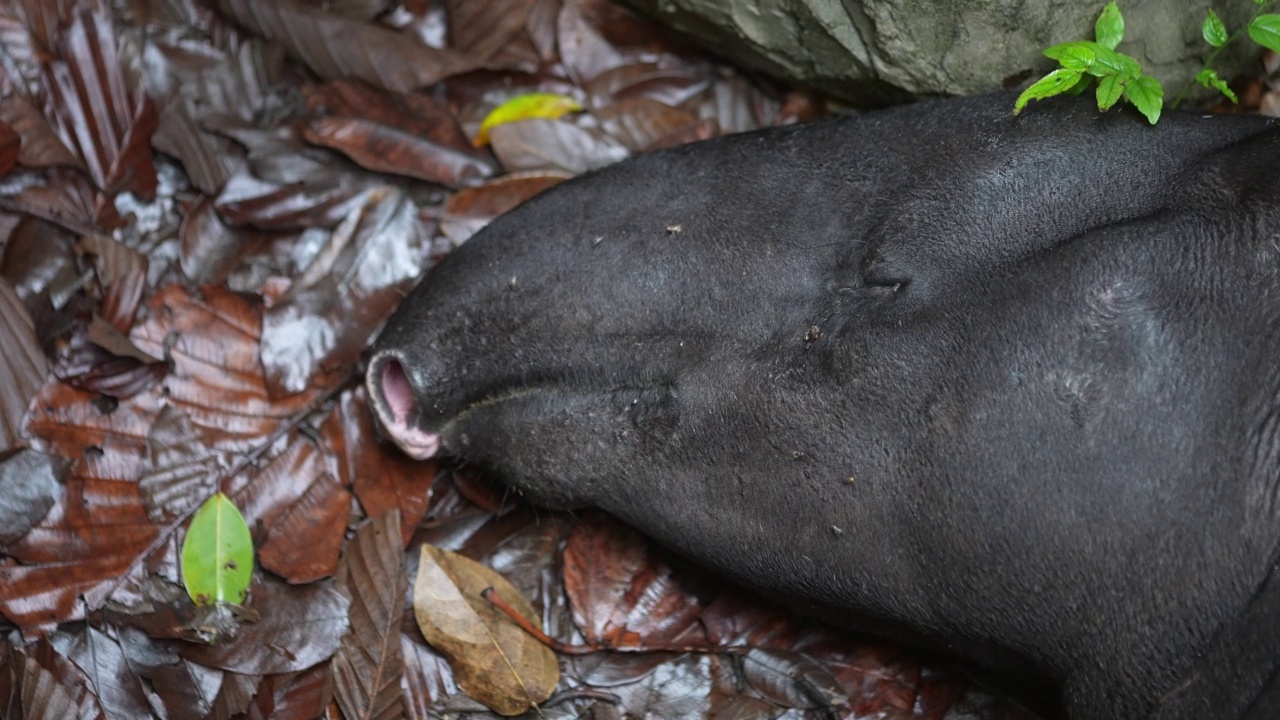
413 543 559 716
488 118 628 174
0 448 66 544
0 276 48 451
216 0 476 93
181 579 349 675
302 79 496 188
257 473 349 584
562 513 707 650
439 171 567 245
0 119 18 176
331 511 407 720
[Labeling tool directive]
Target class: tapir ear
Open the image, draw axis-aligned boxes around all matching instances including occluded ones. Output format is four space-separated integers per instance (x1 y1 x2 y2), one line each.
366 352 440 460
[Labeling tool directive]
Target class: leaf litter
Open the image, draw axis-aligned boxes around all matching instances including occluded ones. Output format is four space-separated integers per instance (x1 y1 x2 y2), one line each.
0 0 1046 717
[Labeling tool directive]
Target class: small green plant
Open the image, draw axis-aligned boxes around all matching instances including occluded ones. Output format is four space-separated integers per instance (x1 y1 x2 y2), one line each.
1015 1 1280 124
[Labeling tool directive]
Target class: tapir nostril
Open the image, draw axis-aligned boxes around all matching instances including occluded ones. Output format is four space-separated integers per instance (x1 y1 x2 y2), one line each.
380 358 416 425
367 354 441 461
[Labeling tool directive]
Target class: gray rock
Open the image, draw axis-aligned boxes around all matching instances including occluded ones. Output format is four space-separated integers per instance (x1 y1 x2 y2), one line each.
622 0 1258 105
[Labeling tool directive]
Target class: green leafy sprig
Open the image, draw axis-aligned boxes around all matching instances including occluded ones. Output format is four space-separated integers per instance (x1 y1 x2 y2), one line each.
1016 1 1280 124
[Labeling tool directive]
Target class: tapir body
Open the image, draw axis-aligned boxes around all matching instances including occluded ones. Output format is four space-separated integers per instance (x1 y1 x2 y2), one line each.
368 94 1280 718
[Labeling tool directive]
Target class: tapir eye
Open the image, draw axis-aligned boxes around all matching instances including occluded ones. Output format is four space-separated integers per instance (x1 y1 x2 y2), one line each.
861 247 911 292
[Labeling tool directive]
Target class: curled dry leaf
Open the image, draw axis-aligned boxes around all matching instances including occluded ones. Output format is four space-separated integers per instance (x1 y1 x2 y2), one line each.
302 79 497 188
178 197 259 285
0 276 48 451
331 510 407 720
413 544 559 716
216 0 476 94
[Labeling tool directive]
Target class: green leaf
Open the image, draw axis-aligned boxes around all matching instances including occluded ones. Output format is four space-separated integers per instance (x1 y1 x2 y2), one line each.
1202 9 1229 47
474 93 584 146
1249 15 1280 53
1095 1 1125 50
182 492 254 606
1055 44 1097 72
1015 68 1084 114
1096 73 1126 110
1195 68 1238 103
1123 75 1164 124
1044 41 1141 78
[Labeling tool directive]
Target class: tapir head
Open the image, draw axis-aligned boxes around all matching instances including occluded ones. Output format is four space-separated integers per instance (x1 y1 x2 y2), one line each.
368 95 1280 718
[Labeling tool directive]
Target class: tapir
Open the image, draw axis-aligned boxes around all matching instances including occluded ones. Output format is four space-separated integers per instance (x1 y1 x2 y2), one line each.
366 93 1280 719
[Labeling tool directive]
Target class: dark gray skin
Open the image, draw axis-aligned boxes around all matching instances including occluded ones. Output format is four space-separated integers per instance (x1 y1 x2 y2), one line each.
367 94 1280 719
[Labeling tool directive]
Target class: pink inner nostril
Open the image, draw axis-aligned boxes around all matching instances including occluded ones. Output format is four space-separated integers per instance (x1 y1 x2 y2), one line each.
373 357 441 460
381 359 416 424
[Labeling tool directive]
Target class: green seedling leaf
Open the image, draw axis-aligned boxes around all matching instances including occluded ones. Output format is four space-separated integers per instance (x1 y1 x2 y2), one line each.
1196 68 1238 103
1248 14 1280 53
1054 44 1097 72
1015 69 1083 114
182 492 254 606
1096 73 1126 110
475 93 584 147
1123 75 1164 124
1013 68 1085 113
1202 9 1229 47
1095 1 1125 50
1044 41 1141 78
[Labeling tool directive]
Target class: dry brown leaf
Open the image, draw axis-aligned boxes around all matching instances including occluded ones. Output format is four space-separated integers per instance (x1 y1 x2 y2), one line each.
413 544 559 716
331 510 407 720
216 0 476 93
0 276 48 451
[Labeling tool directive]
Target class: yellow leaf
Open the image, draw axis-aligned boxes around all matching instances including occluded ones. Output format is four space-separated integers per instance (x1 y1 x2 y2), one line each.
413 544 559 715
475 93 583 147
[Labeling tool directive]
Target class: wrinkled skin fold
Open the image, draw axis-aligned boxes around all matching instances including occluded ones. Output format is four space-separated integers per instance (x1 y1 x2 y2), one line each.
368 94 1280 719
